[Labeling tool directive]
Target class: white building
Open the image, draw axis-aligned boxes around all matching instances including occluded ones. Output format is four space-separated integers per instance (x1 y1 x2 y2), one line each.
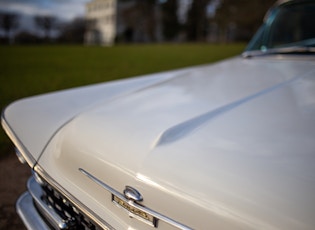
85 0 117 46
85 0 165 45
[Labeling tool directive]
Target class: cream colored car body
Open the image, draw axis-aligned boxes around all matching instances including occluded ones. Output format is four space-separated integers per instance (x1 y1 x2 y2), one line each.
3 54 315 229
2 0 315 229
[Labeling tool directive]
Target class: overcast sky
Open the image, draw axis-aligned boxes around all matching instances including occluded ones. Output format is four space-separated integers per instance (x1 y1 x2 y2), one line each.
0 0 90 35
0 0 89 20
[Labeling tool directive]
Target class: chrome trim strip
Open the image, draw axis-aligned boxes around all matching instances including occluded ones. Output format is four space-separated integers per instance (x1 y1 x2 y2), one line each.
27 177 71 229
15 147 27 164
34 165 115 230
79 168 193 230
1 112 36 167
16 192 50 230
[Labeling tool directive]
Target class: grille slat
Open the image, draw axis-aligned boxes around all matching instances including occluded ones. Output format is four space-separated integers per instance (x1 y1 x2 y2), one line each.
28 176 102 230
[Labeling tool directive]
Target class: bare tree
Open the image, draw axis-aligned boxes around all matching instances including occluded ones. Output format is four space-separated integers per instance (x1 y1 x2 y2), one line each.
0 12 19 44
186 0 210 41
34 15 56 40
161 0 180 41
118 0 157 43
213 0 275 42
135 0 157 42
59 17 86 44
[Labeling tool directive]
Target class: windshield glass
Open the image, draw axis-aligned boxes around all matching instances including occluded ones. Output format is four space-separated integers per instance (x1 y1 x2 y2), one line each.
245 0 315 52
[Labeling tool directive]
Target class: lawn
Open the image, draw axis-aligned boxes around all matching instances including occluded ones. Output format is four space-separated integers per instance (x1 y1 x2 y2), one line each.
0 43 245 156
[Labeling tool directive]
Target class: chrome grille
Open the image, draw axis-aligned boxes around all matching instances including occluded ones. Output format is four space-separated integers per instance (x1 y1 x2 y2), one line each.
42 184 100 230
28 176 103 230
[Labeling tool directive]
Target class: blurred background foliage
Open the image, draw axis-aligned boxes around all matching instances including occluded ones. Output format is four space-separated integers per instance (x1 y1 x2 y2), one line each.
0 0 275 45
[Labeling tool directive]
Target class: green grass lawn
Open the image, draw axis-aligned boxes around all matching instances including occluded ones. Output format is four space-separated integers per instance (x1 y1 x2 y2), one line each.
0 43 245 156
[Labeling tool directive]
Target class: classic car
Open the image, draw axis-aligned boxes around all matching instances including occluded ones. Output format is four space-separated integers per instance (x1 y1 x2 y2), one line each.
2 0 315 229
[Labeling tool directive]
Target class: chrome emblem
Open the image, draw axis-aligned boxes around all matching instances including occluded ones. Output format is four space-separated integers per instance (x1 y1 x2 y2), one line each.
123 186 143 202
79 168 193 229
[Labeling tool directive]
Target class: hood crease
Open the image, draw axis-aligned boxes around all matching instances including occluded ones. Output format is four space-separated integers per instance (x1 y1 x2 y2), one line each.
153 70 313 147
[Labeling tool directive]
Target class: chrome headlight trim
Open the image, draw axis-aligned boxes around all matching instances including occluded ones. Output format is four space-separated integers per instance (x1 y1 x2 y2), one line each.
15 147 27 164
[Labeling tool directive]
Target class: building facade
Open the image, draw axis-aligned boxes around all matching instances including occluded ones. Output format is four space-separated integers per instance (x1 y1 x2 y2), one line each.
85 0 117 46
85 0 163 45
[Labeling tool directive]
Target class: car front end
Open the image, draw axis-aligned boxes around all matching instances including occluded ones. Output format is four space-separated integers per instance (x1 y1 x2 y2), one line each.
2 0 315 229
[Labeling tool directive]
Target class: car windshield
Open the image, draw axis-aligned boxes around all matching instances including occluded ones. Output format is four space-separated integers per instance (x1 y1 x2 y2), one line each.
244 0 315 55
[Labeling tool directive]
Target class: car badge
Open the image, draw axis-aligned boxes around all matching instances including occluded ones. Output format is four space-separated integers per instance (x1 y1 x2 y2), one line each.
123 186 143 202
112 186 157 227
80 168 194 229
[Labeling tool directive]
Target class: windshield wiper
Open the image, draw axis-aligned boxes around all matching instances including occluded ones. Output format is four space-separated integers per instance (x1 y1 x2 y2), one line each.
242 46 315 58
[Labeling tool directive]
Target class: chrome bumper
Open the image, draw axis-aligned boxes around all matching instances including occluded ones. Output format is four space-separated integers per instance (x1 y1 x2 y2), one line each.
16 177 73 230
16 192 50 230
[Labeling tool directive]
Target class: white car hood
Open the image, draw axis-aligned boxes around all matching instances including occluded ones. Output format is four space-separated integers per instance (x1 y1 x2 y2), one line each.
62 56 315 163
4 56 315 229
2 70 177 166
